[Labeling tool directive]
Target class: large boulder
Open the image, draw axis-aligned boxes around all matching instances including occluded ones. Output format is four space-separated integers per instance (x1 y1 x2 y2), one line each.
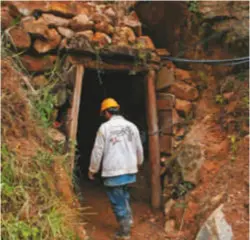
34 28 61 53
176 143 205 185
196 204 233 240
112 26 136 45
175 68 195 86
6 1 48 16
21 55 57 72
57 27 75 39
47 2 76 18
5 26 31 49
40 14 70 27
169 81 199 101
156 67 175 90
69 14 94 32
21 17 50 39
175 98 192 116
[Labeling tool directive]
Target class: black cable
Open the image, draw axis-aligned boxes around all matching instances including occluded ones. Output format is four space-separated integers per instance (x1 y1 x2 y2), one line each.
218 59 250 66
161 56 249 65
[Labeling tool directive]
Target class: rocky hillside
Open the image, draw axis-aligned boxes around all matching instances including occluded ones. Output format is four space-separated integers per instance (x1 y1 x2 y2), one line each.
1 57 88 239
1 1 249 240
135 1 249 239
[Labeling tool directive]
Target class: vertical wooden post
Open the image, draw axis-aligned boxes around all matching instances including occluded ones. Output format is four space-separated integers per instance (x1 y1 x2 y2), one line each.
145 70 161 209
68 65 84 173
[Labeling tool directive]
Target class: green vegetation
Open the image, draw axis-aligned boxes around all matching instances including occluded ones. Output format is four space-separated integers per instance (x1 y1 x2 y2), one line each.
1 142 82 239
187 1 199 13
11 16 22 26
1 35 84 239
236 71 248 82
215 94 225 105
229 135 237 162
174 202 187 209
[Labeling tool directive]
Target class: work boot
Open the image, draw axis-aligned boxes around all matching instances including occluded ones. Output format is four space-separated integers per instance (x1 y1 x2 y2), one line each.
115 218 131 239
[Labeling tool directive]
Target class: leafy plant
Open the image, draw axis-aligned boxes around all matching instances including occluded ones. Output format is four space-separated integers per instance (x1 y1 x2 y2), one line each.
47 208 63 238
11 16 22 26
1 144 16 197
172 181 195 199
229 135 237 161
187 1 199 13
175 202 187 209
215 94 225 105
241 96 249 108
33 87 56 128
2 219 39 240
33 150 54 166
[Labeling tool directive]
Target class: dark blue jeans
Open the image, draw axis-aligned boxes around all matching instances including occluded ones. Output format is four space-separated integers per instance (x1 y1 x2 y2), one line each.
105 185 132 222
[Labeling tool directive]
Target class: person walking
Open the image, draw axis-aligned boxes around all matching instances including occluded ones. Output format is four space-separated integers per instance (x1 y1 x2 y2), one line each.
88 98 144 239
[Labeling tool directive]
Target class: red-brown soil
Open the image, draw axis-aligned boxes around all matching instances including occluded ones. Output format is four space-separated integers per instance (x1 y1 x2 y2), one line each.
82 164 166 240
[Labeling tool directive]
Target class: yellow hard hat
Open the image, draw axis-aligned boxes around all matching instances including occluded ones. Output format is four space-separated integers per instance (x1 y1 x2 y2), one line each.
100 98 120 113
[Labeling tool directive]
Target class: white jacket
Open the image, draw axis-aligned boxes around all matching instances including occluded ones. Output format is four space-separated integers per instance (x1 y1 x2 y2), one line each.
89 115 144 177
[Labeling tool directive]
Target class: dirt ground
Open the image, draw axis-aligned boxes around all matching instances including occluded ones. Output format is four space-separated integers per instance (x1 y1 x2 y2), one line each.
81 163 166 240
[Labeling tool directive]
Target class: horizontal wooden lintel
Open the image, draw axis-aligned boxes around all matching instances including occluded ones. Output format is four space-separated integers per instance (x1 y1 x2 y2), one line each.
68 56 159 72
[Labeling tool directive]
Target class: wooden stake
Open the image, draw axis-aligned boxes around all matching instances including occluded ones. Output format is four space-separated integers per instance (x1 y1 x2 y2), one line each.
68 65 84 173
145 69 161 209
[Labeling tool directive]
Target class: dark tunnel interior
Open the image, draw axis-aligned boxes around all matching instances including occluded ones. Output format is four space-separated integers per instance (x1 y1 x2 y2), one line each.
76 69 149 180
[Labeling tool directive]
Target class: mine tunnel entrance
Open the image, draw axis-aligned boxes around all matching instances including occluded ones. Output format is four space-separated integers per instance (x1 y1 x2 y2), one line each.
76 69 149 189
73 68 165 239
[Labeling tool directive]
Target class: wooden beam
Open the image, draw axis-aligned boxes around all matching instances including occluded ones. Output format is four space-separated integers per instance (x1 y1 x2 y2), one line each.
68 56 159 72
68 65 84 173
145 69 161 209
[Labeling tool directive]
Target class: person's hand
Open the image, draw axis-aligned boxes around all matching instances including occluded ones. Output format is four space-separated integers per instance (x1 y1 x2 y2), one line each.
88 171 95 180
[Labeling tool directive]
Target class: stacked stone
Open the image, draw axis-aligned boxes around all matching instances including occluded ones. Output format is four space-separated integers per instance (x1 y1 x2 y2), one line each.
2 1 158 142
3 1 157 72
156 64 205 238
156 65 199 149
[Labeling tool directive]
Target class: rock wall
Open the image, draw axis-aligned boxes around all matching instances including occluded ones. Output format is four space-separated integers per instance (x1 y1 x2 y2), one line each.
135 1 249 57
2 1 159 141
136 1 249 239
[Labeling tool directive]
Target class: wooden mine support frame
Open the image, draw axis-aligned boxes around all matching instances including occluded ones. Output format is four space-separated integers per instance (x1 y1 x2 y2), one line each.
66 60 162 209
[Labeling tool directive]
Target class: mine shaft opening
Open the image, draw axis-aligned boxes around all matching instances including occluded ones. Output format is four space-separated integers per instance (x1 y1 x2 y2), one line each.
75 69 151 203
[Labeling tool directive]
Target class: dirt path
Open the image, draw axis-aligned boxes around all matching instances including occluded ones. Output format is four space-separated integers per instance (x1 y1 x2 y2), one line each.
81 166 166 240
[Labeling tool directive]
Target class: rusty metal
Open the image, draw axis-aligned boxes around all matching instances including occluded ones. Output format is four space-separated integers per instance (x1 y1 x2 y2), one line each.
145 69 161 209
